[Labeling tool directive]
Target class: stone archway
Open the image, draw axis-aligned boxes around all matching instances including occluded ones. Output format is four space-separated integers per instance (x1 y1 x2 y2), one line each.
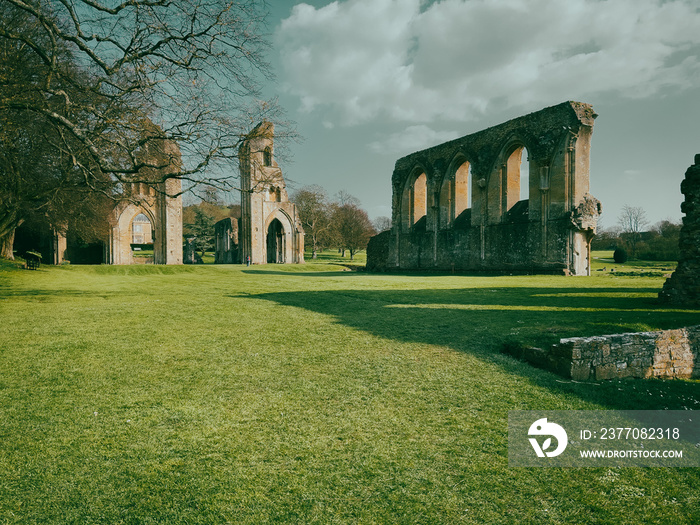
238 121 305 265
374 101 600 274
266 218 285 263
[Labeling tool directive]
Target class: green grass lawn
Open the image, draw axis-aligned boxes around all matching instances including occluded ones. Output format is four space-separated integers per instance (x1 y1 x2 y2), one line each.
196 249 367 267
591 251 677 277
0 254 698 524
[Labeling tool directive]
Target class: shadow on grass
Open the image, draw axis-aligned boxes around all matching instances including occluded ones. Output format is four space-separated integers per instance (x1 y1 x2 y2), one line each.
241 269 355 277
250 286 700 412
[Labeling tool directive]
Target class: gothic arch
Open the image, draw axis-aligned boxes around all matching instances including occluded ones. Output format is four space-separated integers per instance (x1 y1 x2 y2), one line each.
264 207 294 233
484 136 534 222
401 165 430 232
263 208 300 264
439 153 472 228
110 203 157 264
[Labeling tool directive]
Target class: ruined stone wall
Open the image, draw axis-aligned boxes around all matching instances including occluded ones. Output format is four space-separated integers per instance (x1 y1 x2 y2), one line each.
368 102 601 274
511 327 700 381
214 217 240 264
659 154 700 305
183 237 196 264
365 230 391 271
239 122 304 264
107 134 183 265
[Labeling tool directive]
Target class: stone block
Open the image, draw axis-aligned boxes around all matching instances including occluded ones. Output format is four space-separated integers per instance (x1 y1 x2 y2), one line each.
594 363 617 381
570 362 591 381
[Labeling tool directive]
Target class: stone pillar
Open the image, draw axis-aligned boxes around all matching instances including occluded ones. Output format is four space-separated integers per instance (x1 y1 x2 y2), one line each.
659 154 700 305
183 237 196 264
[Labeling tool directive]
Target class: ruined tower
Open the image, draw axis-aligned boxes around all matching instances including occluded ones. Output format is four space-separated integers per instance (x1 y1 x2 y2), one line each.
659 154 700 305
239 121 304 264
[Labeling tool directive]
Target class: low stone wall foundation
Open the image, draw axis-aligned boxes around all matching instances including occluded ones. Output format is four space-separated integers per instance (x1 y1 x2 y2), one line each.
512 326 700 381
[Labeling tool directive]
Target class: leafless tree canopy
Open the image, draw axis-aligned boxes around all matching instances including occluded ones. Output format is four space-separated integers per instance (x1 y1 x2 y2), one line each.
0 0 290 258
617 205 649 235
0 0 287 192
617 204 649 256
291 185 331 259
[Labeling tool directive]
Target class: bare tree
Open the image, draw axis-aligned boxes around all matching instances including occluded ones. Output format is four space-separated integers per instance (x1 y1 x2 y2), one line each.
335 190 360 207
0 0 291 258
373 216 391 232
330 203 376 260
292 185 331 259
617 204 649 256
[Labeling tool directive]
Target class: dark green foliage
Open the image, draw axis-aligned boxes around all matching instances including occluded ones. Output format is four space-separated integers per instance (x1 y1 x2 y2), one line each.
613 248 628 263
636 220 681 261
186 207 216 256
596 220 681 261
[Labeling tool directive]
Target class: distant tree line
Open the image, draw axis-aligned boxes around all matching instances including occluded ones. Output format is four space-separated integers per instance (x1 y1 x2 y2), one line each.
182 185 386 261
292 186 388 260
592 205 681 261
182 187 241 258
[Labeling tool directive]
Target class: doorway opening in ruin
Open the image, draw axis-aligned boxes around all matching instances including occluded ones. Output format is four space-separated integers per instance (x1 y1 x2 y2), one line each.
440 160 472 228
505 146 529 211
266 218 285 263
402 170 427 231
131 212 154 264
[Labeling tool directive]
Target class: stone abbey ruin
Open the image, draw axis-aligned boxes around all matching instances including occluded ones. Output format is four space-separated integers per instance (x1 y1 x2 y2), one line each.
16 134 184 266
108 136 183 266
367 101 602 275
211 121 305 265
16 121 304 266
659 154 700 306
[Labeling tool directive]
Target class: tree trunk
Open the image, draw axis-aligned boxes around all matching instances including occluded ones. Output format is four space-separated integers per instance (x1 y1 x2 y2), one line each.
0 208 23 261
0 228 16 260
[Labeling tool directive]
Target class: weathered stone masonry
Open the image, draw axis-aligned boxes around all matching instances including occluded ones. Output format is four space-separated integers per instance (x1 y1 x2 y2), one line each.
659 154 700 305
212 122 305 265
367 102 602 274
511 327 700 381
237 121 304 264
41 134 183 265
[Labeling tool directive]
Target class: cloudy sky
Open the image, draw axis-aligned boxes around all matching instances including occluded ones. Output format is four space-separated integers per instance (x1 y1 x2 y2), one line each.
264 0 700 228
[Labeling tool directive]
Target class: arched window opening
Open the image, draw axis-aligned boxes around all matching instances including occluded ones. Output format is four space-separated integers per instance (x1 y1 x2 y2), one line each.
131 213 153 245
263 146 272 167
439 161 471 228
401 169 428 231
267 218 285 263
412 172 427 225
505 146 529 211
131 212 153 263
454 161 471 216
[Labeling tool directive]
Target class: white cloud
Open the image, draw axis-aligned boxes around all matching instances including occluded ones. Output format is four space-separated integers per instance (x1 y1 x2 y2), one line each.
276 0 700 125
368 125 461 155
277 0 419 124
